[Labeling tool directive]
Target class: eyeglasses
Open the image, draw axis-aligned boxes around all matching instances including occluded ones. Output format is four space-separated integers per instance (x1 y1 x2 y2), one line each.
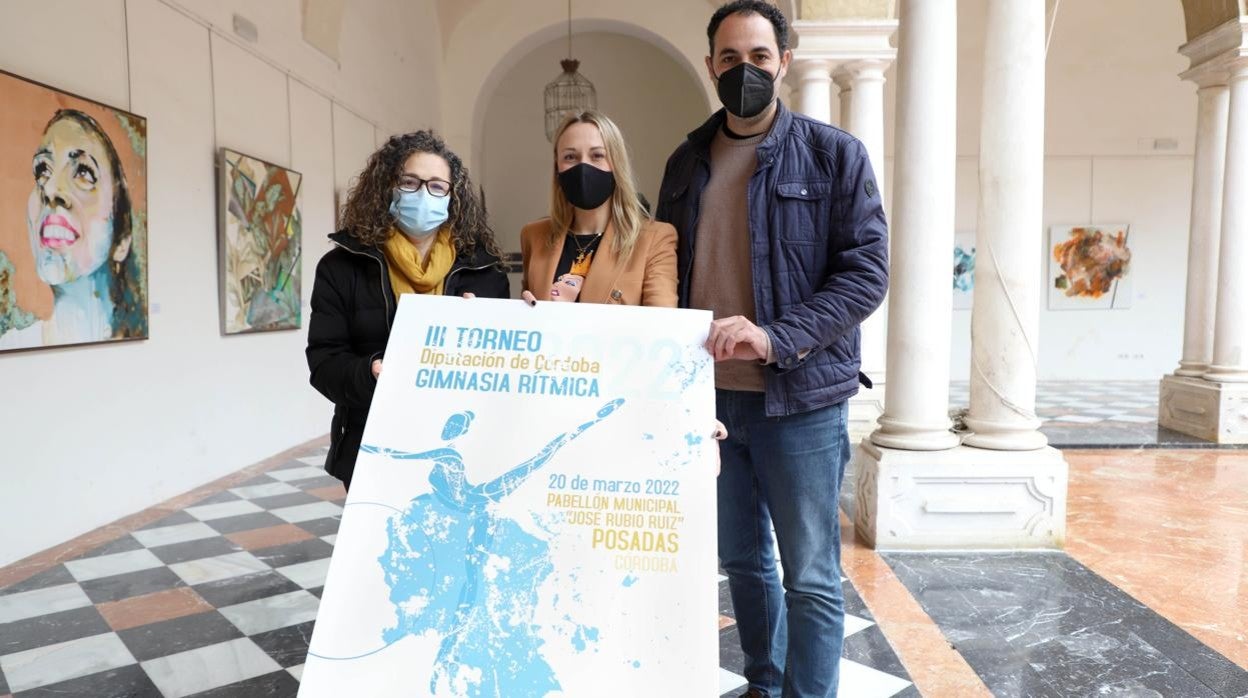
397 175 452 197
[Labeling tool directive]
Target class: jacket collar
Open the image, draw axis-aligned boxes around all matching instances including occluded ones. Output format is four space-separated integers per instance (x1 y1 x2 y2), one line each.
686 100 793 160
328 229 501 270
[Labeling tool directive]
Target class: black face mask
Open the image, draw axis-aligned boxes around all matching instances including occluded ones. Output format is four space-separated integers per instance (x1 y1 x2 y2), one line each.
716 63 777 119
558 163 616 210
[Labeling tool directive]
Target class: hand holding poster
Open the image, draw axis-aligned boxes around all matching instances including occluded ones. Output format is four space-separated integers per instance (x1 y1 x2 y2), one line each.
300 295 718 697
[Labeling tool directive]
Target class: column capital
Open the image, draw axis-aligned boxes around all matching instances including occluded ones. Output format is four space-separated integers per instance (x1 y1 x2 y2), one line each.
1179 16 1248 81
836 59 890 84
789 57 836 83
790 18 897 66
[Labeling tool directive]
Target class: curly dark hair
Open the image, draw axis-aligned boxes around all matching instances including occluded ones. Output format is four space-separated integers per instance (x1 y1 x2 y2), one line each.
340 130 502 265
708 1 789 54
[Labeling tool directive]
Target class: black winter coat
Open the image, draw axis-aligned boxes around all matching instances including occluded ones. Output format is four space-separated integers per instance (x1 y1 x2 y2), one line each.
306 230 510 487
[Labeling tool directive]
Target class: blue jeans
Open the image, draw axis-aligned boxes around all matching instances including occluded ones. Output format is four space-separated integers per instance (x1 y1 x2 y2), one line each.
717 389 850 698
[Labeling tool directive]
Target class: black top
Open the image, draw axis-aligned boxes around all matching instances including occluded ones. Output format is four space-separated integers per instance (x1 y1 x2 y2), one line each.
553 232 604 283
306 230 509 487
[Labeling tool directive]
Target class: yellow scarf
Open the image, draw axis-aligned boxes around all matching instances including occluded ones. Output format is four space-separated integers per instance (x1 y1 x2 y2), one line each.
382 227 456 297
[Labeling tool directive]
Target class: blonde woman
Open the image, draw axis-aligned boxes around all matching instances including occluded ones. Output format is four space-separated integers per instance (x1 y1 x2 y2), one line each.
520 111 677 307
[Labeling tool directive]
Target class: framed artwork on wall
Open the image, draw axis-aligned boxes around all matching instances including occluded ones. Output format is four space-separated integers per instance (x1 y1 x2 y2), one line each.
0 70 148 352
1047 224 1133 310
218 148 303 334
953 232 975 310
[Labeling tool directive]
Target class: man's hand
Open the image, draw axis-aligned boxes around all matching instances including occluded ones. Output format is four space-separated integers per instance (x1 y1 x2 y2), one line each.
706 316 769 362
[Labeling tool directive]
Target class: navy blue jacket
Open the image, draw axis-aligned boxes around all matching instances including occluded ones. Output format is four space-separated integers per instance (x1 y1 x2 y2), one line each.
656 101 889 417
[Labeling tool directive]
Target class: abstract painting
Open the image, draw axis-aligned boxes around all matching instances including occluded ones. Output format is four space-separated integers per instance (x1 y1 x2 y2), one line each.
218 148 302 333
953 232 975 310
1047 224 1133 310
0 70 148 352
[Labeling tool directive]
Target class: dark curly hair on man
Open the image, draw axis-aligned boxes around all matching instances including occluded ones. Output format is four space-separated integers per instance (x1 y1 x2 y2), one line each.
340 130 502 265
707 0 790 55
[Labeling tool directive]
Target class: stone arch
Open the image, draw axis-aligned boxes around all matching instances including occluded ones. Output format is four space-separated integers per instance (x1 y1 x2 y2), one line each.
1178 0 1244 42
439 1 717 174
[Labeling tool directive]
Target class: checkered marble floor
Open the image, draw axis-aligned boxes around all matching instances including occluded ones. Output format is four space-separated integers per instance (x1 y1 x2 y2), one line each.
950 380 1157 424
0 447 915 697
946 380 1220 448
717 572 916 698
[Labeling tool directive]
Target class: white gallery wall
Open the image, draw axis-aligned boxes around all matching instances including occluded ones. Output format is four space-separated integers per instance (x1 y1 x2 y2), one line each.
0 0 1211 566
0 0 442 567
883 0 1196 381
479 31 711 295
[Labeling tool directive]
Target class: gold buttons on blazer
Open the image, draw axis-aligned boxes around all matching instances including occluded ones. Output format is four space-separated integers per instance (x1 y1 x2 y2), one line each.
610 289 623 302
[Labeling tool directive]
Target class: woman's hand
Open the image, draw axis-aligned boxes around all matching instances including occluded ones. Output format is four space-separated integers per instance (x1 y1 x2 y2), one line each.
371 359 383 378
521 290 538 307
461 292 476 299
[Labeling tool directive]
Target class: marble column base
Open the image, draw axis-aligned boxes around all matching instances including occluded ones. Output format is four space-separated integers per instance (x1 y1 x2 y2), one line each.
848 384 886 441
852 441 1068 550
1159 373 1248 443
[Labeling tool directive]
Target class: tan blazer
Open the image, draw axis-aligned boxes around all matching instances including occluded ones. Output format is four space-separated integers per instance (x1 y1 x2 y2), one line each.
520 218 678 307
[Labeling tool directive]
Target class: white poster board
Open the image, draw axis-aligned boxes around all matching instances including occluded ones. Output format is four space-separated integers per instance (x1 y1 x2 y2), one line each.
300 295 719 697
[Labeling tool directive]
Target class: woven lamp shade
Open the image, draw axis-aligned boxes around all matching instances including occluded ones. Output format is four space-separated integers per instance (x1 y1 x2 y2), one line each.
544 59 597 141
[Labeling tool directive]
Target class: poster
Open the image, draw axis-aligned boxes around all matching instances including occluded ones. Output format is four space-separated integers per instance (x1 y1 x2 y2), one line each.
218 148 302 333
300 295 719 697
0 70 147 352
1047 224 1133 310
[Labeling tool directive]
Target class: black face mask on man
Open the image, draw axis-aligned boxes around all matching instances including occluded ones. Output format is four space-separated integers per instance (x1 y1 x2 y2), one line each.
715 62 777 119
558 163 616 210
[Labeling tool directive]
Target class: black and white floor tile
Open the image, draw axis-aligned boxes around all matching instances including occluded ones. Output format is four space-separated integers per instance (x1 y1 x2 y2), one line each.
716 571 915 697
950 380 1235 448
0 449 915 697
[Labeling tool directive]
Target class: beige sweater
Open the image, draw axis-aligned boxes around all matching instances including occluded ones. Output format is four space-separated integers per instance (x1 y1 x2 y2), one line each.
688 127 767 392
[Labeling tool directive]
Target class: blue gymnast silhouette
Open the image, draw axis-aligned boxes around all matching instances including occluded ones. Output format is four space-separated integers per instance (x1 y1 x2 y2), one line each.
359 398 624 696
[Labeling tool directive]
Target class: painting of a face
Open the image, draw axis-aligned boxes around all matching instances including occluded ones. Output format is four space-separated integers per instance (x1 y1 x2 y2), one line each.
0 71 147 352
26 117 118 286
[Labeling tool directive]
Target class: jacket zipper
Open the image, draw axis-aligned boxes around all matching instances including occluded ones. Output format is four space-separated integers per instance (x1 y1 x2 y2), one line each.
332 240 393 330
442 260 495 294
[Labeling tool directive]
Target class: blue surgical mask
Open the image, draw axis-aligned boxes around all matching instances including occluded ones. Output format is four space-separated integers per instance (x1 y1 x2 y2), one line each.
389 188 449 237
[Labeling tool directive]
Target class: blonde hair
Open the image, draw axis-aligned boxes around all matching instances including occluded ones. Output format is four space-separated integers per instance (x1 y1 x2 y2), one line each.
548 110 649 261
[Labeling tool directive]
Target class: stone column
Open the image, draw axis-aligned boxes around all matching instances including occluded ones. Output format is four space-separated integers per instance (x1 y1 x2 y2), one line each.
787 19 895 434
838 60 890 428
1174 78 1229 377
793 59 835 124
961 0 1048 452
834 71 853 130
853 0 1066 550
870 0 959 451
843 60 889 201
1159 27 1248 444
1206 58 1248 384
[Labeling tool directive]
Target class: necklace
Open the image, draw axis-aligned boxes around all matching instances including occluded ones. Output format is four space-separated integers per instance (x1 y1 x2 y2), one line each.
568 230 602 275
569 230 602 254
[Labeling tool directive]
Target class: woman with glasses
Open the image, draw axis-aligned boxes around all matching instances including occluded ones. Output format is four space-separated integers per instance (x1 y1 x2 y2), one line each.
520 111 677 307
307 130 508 490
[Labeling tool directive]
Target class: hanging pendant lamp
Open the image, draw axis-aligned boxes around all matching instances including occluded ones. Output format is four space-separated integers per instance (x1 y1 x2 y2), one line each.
544 0 597 141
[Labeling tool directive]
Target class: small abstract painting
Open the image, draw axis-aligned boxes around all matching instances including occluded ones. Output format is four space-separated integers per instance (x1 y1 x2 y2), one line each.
1047 224 1133 310
952 232 975 310
0 70 148 352
218 148 302 333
